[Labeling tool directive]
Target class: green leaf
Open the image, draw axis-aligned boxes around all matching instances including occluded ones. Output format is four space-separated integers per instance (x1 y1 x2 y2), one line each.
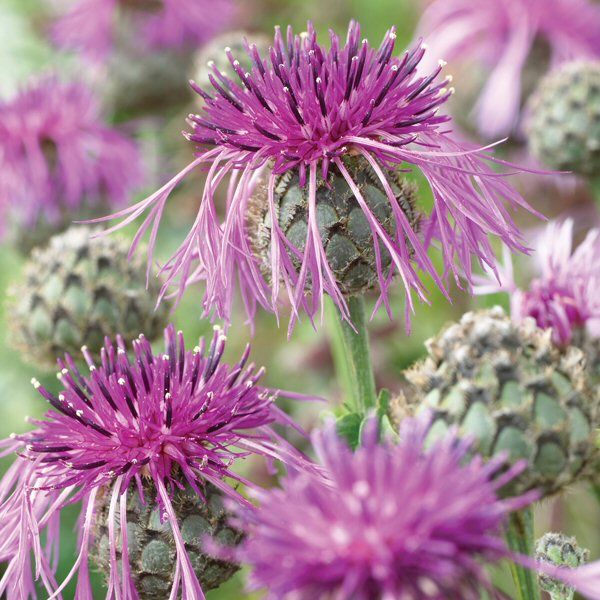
376 388 391 418
336 412 364 450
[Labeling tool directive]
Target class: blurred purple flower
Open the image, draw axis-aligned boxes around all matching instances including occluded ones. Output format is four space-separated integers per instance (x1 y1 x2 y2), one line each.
0 76 142 235
0 324 309 599
224 417 596 600
474 219 600 347
416 0 600 139
99 21 542 331
51 0 237 62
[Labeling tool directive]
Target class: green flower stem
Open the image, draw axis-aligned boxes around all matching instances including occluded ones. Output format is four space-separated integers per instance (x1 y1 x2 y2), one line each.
591 176 600 200
505 508 540 600
327 296 377 416
591 481 600 506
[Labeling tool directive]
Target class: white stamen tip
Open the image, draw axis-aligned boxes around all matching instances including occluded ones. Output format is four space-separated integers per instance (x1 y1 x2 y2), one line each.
224 46 231 52
421 43 428 50
438 59 447 67
31 378 40 389
76 410 84 417
118 378 126 385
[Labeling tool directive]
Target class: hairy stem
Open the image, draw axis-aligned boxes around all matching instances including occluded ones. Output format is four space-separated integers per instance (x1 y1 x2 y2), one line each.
505 508 540 600
327 296 377 415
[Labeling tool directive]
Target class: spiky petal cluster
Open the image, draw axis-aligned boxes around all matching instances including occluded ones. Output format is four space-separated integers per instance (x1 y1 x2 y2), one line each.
415 0 600 138
100 21 540 330
0 76 142 235
0 324 307 600
51 0 237 62
226 417 556 600
474 219 600 347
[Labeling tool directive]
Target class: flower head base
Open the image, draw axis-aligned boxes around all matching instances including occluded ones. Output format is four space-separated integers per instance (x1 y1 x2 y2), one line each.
0 76 142 244
402 307 598 498
474 219 600 348
52 0 237 62
101 21 541 331
8 226 171 369
415 0 600 138
527 60 600 176
536 532 590 599
0 324 306 599
227 417 543 600
248 155 421 298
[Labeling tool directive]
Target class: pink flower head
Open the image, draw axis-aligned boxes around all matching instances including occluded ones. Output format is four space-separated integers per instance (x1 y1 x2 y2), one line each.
51 0 238 62
474 219 600 347
0 324 309 599
225 417 599 600
98 22 542 332
416 0 600 139
0 76 142 235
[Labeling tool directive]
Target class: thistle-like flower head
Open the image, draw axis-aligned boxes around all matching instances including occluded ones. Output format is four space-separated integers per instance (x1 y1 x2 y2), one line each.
474 219 600 347
415 0 600 138
227 417 541 599
0 324 307 599
101 21 541 331
0 76 142 237
51 0 237 62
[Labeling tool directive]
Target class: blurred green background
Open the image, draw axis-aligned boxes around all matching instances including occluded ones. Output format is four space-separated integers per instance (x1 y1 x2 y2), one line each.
0 0 598 598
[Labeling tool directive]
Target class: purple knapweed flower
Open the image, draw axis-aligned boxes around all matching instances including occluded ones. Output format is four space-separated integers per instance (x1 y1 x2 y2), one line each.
473 219 600 347
0 76 142 235
223 417 600 600
415 0 600 139
51 0 237 62
0 324 308 599
99 21 543 331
